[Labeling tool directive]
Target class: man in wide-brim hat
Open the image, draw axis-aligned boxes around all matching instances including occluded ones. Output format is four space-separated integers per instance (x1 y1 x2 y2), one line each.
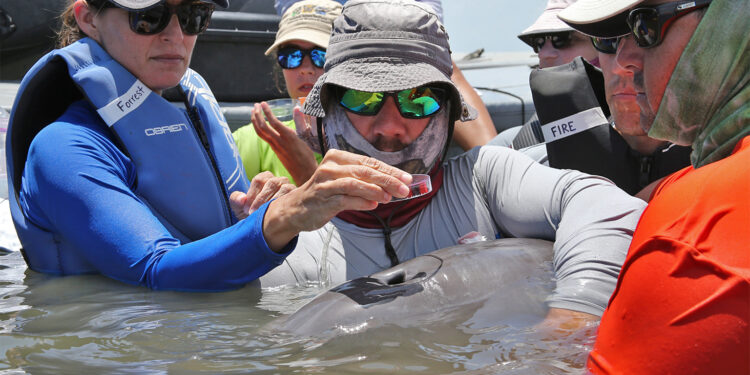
259 0 647 332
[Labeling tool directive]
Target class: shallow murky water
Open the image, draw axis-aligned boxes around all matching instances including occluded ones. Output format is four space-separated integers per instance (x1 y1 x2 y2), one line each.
0 199 595 374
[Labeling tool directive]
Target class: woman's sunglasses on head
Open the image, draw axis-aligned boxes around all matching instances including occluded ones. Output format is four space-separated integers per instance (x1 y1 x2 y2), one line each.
529 32 573 53
593 0 712 53
101 1 215 35
277 46 326 69
338 86 447 119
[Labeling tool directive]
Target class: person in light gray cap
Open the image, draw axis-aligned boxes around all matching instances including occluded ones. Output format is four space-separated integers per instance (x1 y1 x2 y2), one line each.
558 0 749 374
488 0 599 154
258 0 647 331
518 0 598 69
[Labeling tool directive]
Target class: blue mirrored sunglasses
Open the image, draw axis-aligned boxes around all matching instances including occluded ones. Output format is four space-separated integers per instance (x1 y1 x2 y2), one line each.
277 45 326 69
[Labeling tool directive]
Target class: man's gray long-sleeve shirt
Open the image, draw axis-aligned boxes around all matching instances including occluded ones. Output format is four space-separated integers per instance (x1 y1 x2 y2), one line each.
260 146 646 316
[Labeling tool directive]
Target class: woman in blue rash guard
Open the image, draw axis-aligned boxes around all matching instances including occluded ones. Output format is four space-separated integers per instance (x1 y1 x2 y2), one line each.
7 0 296 291
6 0 413 291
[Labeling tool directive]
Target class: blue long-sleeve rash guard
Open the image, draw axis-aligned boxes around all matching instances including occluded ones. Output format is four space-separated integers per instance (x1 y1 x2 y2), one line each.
18 100 296 291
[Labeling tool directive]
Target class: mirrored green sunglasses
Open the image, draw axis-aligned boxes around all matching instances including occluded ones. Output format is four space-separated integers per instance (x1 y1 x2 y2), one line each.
338 86 447 119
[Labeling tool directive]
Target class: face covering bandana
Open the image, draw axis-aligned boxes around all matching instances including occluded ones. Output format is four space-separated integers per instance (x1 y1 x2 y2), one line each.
316 103 450 175
648 0 750 167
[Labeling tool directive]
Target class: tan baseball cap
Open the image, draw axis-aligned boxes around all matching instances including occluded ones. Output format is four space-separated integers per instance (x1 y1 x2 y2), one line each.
264 0 343 56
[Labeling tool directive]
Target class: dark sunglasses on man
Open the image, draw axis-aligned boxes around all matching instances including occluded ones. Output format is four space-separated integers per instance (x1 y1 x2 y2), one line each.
277 45 326 69
529 32 574 53
627 0 711 48
591 0 711 54
100 0 215 35
337 85 447 119
591 35 622 54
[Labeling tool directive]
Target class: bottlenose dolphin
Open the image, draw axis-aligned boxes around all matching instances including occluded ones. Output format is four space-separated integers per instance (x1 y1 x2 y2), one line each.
267 238 555 337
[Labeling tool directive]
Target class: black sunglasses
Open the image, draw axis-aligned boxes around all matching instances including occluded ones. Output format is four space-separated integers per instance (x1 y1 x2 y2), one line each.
529 32 573 53
277 45 326 69
591 36 622 54
337 85 447 119
102 1 214 35
626 0 712 48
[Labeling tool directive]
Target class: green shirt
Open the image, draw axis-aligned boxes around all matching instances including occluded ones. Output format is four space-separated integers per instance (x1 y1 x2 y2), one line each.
232 120 322 185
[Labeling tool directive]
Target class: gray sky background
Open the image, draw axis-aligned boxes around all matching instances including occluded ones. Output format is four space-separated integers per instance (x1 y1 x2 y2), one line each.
442 0 548 53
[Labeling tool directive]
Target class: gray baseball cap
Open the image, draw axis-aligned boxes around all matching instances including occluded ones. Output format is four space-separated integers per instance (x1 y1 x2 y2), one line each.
302 0 476 123
517 0 576 48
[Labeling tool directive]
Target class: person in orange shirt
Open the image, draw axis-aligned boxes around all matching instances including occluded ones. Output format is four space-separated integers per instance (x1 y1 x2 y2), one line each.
558 0 749 373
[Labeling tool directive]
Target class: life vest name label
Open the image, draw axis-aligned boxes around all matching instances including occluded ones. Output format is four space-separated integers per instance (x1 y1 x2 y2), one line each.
541 107 608 143
97 80 152 126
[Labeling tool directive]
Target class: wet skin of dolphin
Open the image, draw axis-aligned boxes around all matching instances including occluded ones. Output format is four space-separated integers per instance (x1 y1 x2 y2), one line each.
267 238 555 337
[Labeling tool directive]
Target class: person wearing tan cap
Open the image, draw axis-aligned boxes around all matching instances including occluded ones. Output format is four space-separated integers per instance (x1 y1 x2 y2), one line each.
233 0 341 186
559 0 749 373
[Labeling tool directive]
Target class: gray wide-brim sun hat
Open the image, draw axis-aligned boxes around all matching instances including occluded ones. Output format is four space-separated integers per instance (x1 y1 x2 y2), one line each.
107 0 228 11
303 0 477 123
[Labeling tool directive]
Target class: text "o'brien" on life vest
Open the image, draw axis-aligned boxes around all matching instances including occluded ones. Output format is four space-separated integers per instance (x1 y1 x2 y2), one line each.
144 124 189 136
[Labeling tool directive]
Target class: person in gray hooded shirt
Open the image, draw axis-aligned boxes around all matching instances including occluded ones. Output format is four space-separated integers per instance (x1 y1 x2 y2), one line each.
251 0 646 329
